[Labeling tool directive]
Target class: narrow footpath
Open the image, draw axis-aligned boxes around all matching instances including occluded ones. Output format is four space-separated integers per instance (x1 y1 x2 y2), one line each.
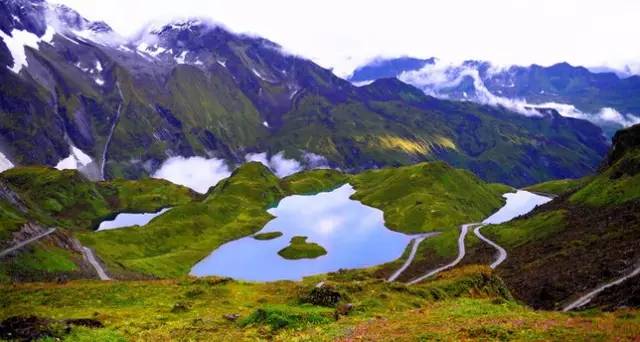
0 228 57 258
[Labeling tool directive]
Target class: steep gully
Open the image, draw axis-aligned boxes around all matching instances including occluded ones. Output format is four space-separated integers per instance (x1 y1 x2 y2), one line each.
100 82 124 181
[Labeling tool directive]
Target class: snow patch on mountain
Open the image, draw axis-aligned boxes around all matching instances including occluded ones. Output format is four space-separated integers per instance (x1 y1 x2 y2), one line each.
55 145 93 171
0 152 14 173
175 51 188 64
0 26 55 73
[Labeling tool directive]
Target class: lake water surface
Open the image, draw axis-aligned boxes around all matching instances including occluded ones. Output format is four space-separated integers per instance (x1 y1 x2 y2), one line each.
190 184 413 281
483 190 552 224
97 208 171 231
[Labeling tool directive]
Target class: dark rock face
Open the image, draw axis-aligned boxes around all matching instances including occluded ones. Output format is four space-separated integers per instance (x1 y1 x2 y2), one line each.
608 124 640 166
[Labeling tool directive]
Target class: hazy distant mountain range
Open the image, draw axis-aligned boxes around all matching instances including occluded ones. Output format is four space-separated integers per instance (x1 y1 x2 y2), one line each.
349 57 640 137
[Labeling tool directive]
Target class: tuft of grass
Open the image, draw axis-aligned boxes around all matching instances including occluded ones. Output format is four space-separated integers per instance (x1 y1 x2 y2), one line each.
278 236 327 260
253 232 283 240
239 305 333 330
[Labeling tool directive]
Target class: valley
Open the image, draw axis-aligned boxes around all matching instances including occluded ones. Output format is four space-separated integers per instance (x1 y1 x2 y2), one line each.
1 0 640 340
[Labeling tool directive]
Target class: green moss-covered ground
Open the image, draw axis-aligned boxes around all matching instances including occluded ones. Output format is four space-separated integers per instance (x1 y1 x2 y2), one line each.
2 266 639 341
351 162 509 233
253 232 284 240
278 236 327 260
525 178 588 196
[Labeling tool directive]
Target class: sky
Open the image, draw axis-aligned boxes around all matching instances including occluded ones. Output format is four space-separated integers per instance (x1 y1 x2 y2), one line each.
52 0 640 77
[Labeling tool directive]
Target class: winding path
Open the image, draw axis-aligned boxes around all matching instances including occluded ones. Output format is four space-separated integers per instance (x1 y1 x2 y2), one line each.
387 232 439 282
407 224 475 285
473 224 507 269
81 246 111 280
562 264 640 312
0 228 57 258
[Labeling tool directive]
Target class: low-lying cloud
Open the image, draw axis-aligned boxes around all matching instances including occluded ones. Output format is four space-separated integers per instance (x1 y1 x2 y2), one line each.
245 151 302 178
398 59 640 128
152 156 231 193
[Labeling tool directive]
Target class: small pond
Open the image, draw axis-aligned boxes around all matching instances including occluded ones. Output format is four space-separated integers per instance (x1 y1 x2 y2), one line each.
190 184 413 281
97 208 171 231
483 190 552 225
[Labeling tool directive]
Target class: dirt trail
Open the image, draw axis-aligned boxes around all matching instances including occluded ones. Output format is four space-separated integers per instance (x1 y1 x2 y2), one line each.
473 224 507 269
408 224 475 285
81 246 111 280
387 232 439 282
0 228 56 258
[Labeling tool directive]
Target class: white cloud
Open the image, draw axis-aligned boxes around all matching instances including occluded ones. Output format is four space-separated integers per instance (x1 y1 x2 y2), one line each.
399 60 542 116
50 0 640 77
152 156 231 193
302 152 330 169
399 60 640 127
245 151 302 178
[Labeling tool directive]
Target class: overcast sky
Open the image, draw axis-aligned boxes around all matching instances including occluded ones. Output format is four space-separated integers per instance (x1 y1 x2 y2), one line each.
52 0 640 77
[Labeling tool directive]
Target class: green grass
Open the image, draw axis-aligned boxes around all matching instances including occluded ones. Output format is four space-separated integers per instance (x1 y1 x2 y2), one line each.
280 169 348 195
239 304 334 330
253 232 283 240
0 245 78 281
525 178 588 196
278 236 327 260
483 210 566 248
351 162 509 233
0 167 196 241
570 149 640 206
2 266 638 341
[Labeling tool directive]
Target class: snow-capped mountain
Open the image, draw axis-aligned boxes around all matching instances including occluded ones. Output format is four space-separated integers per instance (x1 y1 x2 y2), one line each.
0 0 611 187
349 58 640 136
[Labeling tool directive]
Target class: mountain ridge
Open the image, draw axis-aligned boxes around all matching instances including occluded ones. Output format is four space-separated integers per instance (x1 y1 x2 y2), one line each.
0 0 609 187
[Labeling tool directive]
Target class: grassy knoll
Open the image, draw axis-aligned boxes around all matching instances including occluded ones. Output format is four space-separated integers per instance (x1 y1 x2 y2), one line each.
280 169 348 195
278 236 327 260
569 150 640 206
2 266 639 341
350 162 510 234
253 232 283 240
